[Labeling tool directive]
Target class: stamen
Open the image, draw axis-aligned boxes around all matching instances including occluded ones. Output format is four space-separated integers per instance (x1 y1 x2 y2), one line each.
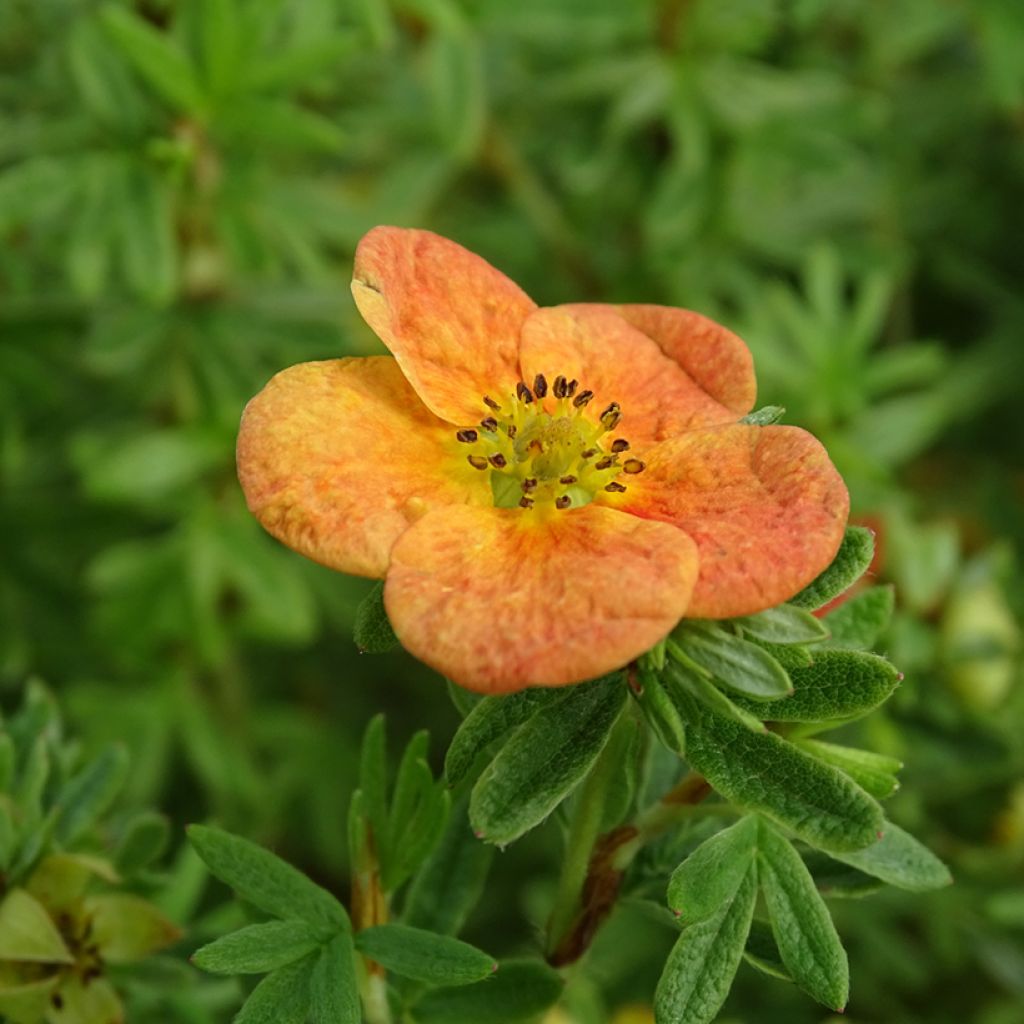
480 417 498 432
623 459 646 474
600 403 622 429
456 429 478 443
610 438 630 453
521 478 538 493
507 424 518 438
559 475 578 485
565 379 579 398
553 375 568 399
519 496 534 509
605 481 627 493
489 454 508 469
572 389 594 408
516 381 534 403
467 455 488 470
555 495 572 509
483 396 501 411
594 456 616 471
533 373 548 398
581 448 598 459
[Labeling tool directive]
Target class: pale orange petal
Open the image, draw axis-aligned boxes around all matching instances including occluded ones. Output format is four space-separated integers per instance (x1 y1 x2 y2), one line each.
237 357 488 578
614 304 756 415
384 504 699 693
351 227 536 424
611 424 849 617
518 305 739 447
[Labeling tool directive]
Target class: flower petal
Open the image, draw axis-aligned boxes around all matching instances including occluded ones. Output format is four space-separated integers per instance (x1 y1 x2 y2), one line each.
351 227 537 424
237 357 488 578
384 504 699 694
518 305 740 446
612 424 849 618
614 304 756 415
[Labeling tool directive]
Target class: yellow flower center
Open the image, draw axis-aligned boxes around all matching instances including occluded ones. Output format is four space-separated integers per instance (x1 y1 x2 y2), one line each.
455 374 645 510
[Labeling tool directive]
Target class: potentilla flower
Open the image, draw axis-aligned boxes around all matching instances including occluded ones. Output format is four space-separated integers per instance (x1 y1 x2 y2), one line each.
237 228 848 693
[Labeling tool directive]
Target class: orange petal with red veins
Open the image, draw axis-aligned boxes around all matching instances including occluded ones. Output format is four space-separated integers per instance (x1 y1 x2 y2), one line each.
384 504 699 694
614 304 756 416
351 227 536 424
237 357 488 579
613 424 849 618
518 305 740 446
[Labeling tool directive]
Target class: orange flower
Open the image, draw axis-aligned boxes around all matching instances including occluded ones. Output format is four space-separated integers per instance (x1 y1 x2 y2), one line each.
237 228 848 693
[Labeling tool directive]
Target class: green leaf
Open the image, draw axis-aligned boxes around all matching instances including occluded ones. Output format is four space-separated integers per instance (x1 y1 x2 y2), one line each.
683 708 884 853
359 714 389 850
756 819 849 1011
667 815 758 921
739 405 785 425
310 933 361 1024
731 650 900 722
427 25 487 161
664 662 766 734
192 920 323 975
0 889 73 964
118 165 178 306
99 5 206 113
411 958 563 1024
355 924 496 985
823 586 895 650
0 976 61 1023
353 582 399 653
404 801 493 936
831 823 952 892
54 744 129 845
85 894 182 963
116 811 171 874
445 688 561 785
187 825 348 930
673 624 792 701
734 605 829 645
469 675 626 845
790 526 874 610
654 862 757 1024
235 956 315 1024
795 740 902 800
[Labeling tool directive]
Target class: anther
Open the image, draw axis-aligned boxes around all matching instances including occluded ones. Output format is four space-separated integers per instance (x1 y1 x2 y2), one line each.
533 373 548 398
555 495 572 509
483 396 501 411
521 478 538 493
600 403 622 429
489 454 507 469
559 475 578 485
594 456 616 471
553 375 568 398
507 424 518 438
566 378 579 397
581 448 598 459
519 496 534 509
467 455 488 470
480 416 498 432
623 458 646 474
516 381 534 403
610 438 630 452
605 481 627 493
456 429 478 443
572 389 594 407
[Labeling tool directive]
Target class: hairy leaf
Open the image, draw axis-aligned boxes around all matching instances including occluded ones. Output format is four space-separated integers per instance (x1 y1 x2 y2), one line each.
355 924 496 985
823 585 895 650
790 526 874 610
654 863 757 1024
354 581 399 653
469 675 626 844
667 815 758 921
757 820 849 1011
192 920 323 975
734 605 829 645
310 933 361 1024
235 956 315 1024
831 823 952 892
674 624 792 701
796 740 902 799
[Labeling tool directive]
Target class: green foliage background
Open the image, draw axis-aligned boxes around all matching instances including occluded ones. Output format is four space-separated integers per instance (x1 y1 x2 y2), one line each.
1 1 1022 1021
